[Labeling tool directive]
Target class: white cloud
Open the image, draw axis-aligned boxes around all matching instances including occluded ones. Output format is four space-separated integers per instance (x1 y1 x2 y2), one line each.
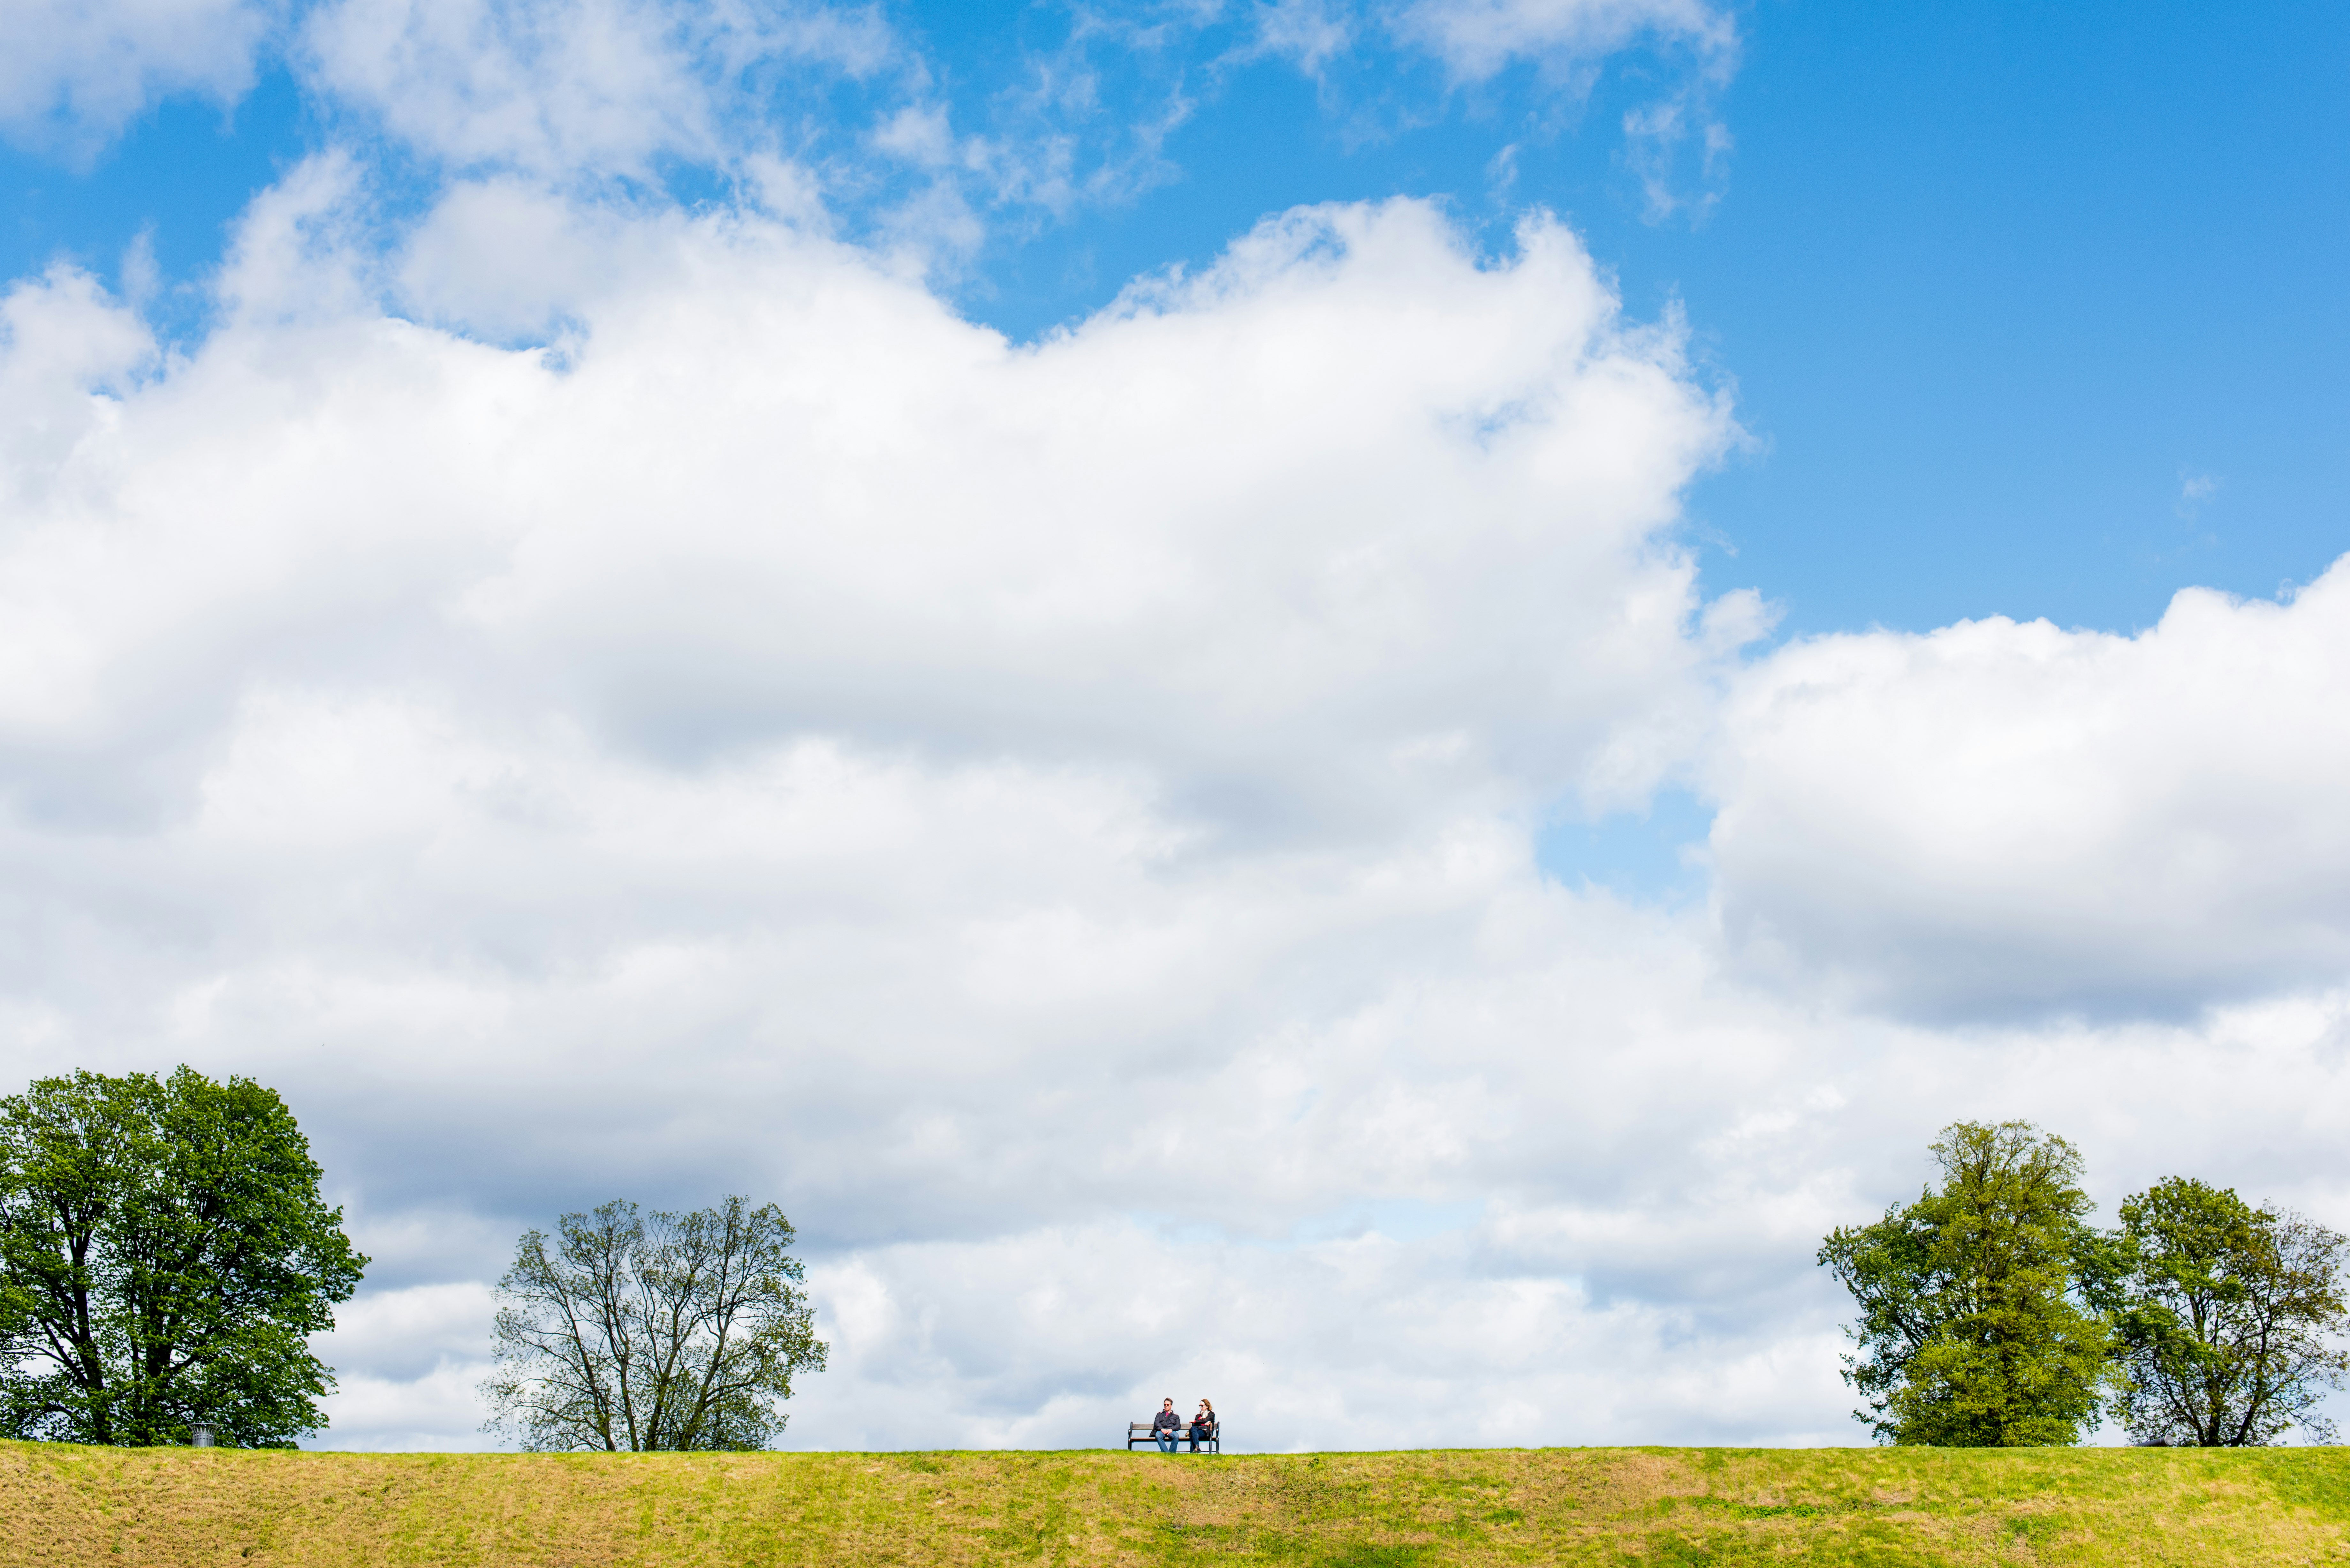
0 0 276 157
0 266 158 507
1390 0 1737 223
1396 0 1734 86
301 0 894 177
0 183 1795 1449
785 1221 1860 1451
9 140 2350 1456
1709 563 2350 1019
2 184 1733 839
1622 91 1731 222
395 174 678 337
1248 0 1355 76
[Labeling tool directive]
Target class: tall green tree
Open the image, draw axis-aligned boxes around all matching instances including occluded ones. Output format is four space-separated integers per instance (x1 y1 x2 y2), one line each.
481 1196 827 1451
2104 1177 2348 1446
1818 1121 2110 1446
0 1067 367 1447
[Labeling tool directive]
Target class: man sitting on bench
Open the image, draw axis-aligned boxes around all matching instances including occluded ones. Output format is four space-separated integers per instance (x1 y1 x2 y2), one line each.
1151 1398 1182 1453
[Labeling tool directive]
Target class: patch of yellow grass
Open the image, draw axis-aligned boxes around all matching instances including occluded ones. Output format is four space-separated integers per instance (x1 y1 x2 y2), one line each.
4 1440 2347 1566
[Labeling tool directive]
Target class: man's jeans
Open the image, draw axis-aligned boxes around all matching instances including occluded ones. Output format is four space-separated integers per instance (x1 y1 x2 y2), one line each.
1155 1430 1179 1453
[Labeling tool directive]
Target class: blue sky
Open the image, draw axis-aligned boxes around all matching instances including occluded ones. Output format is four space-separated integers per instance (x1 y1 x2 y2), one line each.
9 0 2345 640
6 0 2350 1451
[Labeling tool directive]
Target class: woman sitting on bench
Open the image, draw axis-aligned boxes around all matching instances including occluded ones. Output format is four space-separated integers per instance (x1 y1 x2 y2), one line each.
1188 1399 1216 1451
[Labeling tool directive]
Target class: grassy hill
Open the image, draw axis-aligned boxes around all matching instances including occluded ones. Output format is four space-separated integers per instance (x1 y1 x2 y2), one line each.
5 1440 2347 1566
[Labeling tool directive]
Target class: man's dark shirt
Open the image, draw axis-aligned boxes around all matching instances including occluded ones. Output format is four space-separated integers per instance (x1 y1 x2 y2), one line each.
1153 1409 1181 1434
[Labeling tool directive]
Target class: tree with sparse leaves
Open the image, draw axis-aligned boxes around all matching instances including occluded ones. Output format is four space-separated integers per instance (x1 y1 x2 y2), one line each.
1818 1121 2110 1446
2103 1177 2348 1446
482 1196 827 1451
0 1067 367 1448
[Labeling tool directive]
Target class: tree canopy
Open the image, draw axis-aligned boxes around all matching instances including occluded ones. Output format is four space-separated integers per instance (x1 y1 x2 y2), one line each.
1823 1126 2350 1447
1817 1121 2110 1446
0 1067 367 1447
2105 1177 2349 1446
481 1196 828 1451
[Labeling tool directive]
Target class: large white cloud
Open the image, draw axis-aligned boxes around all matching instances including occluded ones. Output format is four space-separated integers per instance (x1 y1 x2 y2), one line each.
0 177 1745 838
1709 568 2350 1020
7 131 2350 1455
0 175 1823 1449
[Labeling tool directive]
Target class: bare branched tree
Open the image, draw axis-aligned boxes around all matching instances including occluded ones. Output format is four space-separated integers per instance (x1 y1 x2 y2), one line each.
481 1197 826 1451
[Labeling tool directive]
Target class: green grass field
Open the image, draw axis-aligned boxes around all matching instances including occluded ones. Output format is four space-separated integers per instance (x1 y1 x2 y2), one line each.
5 1440 2346 1566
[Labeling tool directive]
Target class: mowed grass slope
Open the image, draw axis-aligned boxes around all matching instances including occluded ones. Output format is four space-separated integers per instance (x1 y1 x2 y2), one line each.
5 1441 2348 1567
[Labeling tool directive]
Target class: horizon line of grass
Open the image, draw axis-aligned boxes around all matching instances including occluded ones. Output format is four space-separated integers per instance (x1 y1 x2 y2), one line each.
6 1438 2347 1565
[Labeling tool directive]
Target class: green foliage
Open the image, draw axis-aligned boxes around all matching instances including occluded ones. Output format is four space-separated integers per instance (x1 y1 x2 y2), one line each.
0 1066 366 1448
1818 1121 2109 1446
482 1195 828 1451
2106 1176 2349 1446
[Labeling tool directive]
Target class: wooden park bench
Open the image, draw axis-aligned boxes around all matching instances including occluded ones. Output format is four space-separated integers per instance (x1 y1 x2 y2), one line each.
1127 1418 1220 1454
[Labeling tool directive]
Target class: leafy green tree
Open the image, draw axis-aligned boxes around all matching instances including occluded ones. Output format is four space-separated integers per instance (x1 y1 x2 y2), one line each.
2104 1177 2348 1445
1818 1121 2110 1445
482 1196 828 1451
0 1067 367 1447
